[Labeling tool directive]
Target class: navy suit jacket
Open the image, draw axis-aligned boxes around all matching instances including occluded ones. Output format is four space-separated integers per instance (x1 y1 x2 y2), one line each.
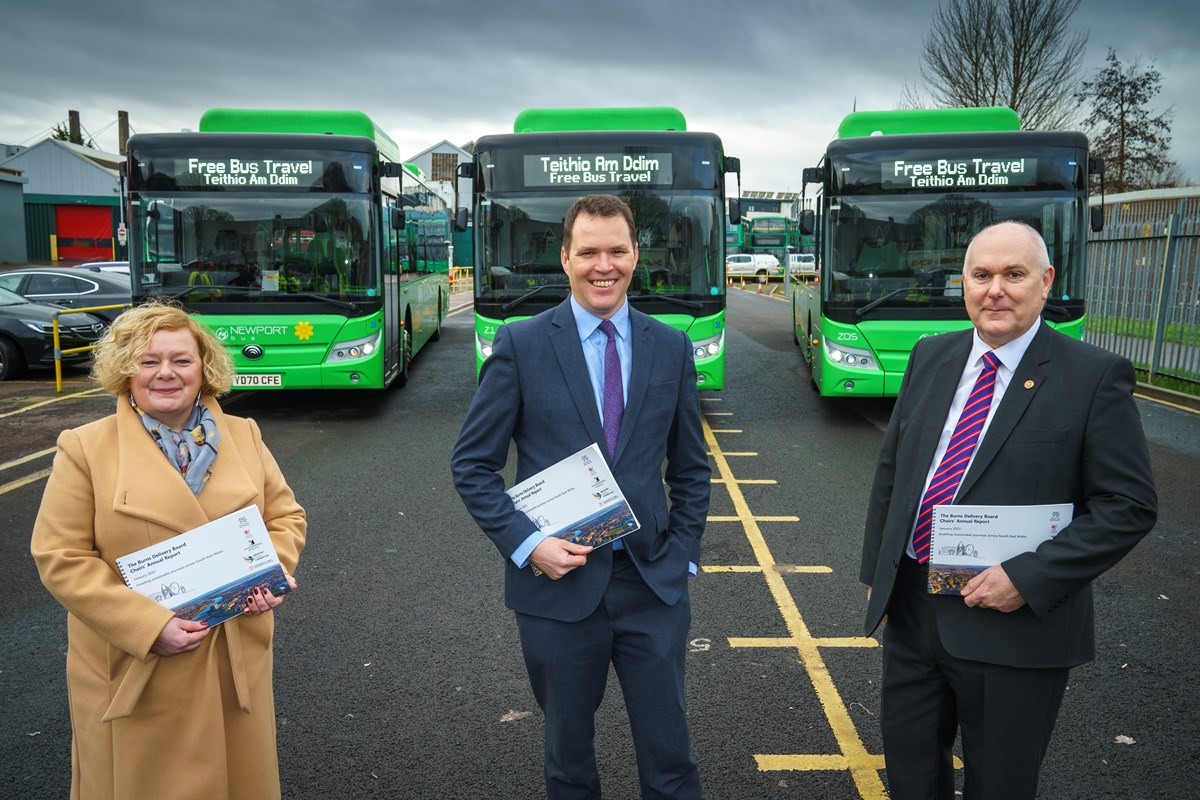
452 299 711 623
860 322 1157 668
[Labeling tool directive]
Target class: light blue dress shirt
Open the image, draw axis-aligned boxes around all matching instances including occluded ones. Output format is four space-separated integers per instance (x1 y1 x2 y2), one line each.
511 298 631 567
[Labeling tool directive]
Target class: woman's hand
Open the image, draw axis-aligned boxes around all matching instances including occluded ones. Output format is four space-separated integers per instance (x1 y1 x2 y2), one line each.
242 573 298 616
151 617 211 657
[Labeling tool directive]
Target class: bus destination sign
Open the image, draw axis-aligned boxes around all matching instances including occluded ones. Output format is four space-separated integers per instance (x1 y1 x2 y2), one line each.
882 157 1038 189
524 153 673 187
179 158 323 187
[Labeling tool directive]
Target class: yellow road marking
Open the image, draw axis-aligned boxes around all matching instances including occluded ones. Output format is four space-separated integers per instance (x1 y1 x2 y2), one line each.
712 451 757 457
711 478 777 485
729 636 877 649
0 447 56 473
0 387 105 419
708 428 742 434
703 415 888 798
757 753 963 772
0 468 52 496
707 515 797 522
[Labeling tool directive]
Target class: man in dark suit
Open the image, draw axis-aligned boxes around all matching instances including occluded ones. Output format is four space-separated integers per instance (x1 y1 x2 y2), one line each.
860 221 1157 800
452 194 710 799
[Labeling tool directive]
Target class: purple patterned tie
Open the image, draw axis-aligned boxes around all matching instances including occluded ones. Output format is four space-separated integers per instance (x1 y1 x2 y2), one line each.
911 351 1001 564
599 319 623 459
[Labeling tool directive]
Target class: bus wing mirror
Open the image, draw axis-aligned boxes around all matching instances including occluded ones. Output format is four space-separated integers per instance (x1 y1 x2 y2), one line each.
379 162 405 179
728 198 742 225
802 167 824 184
725 156 741 175
799 209 815 236
1088 157 1105 232
456 162 473 179
454 207 468 233
392 208 406 230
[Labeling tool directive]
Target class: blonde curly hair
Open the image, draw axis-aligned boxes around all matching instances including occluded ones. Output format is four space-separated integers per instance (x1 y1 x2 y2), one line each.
91 301 234 396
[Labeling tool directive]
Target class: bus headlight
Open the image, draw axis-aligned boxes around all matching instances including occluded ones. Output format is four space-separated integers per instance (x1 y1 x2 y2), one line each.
692 331 723 361
824 339 876 370
476 332 494 359
327 331 381 363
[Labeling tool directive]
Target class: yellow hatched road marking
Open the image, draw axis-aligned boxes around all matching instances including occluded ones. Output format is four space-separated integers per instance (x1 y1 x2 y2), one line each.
729 636 877 649
0 387 105 419
0 468 53 496
702 415 888 798
0 447 56 473
757 753 964 772
711 478 777 485
707 515 798 522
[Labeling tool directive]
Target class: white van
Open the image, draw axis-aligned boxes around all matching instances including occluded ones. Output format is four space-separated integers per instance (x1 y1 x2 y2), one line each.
725 253 781 278
788 253 817 277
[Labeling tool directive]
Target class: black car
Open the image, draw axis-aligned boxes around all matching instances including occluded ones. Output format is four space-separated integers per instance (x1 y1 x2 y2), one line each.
0 266 131 322
0 286 108 380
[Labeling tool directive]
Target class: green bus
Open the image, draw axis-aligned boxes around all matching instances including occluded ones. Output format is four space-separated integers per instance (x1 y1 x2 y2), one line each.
748 214 794 262
465 107 740 389
725 219 749 254
793 107 1100 397
125 109 450 389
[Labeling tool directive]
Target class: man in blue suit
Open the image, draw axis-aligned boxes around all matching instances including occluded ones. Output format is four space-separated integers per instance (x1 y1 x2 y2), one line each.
452 194 710 799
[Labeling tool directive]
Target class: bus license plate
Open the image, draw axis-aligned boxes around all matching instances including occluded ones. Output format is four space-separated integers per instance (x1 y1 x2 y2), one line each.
234 374 283 387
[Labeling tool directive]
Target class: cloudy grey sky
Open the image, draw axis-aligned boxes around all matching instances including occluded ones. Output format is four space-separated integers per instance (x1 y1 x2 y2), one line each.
2 0 1196 192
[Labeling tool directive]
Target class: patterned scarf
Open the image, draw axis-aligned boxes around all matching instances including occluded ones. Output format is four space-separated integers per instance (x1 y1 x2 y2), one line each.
129 395 221 496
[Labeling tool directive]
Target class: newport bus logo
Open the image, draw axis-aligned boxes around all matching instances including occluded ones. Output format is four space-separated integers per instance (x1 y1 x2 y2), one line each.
214 324 289 341
294 321 314 341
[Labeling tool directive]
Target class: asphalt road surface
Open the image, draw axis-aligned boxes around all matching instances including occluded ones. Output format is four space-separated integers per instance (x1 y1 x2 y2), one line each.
1 287 1196 798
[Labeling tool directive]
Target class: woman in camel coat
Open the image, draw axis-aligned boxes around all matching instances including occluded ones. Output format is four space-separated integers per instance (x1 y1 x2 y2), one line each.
31 302 306 800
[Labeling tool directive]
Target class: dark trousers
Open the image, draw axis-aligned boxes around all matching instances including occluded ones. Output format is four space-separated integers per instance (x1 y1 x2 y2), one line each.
515 555 700 800
880 557 1069 800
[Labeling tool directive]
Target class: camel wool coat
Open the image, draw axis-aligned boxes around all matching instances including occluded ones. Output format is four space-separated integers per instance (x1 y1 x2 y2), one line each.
31 394 306 800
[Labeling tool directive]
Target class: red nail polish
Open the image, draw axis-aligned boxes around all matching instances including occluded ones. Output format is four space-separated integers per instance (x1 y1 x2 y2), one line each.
254 587 261 595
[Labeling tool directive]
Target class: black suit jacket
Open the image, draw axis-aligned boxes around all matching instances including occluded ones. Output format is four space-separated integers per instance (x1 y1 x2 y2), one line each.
860 322 1157 668
452 299 711 623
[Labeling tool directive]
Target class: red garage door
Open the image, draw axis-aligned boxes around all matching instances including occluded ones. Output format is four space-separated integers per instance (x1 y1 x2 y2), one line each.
55 205 113 262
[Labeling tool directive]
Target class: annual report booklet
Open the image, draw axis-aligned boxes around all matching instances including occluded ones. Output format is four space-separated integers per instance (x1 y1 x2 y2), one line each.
927 503 1074 594
507 443 640 555
115 505 290 625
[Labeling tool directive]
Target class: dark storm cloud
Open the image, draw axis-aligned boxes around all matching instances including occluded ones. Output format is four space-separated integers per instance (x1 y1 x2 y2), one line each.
1 0 1196 189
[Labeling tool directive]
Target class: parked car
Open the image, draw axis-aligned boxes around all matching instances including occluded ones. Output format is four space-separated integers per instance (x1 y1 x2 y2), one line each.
0 266 131 322
788 253 817 277
0 286 108 380
74 260 130 275
725 253 782 278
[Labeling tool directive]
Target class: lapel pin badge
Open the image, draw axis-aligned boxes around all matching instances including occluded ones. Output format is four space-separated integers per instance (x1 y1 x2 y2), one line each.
1024 379 1035 390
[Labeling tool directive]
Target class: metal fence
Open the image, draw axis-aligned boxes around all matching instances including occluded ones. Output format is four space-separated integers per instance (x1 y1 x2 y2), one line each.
1086 187 1200 388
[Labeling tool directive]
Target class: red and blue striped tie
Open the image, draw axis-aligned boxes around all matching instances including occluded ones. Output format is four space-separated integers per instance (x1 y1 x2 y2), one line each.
599 319 623 459
911 351 1001 564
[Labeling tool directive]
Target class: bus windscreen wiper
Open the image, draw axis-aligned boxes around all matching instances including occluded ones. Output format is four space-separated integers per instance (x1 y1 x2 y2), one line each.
501 284 569 313
855 287 920 319
284 292 361 314
631 292 704 311
855 286 960 320
166 285 249 301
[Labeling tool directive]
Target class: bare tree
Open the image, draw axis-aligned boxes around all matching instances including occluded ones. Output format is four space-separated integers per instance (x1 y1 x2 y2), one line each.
1076 48 1177 192
918 0 1087 129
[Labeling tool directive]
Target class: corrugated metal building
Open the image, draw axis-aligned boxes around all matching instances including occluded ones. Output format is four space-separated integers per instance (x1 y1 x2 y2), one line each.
0 138 125 262
0 168 29 264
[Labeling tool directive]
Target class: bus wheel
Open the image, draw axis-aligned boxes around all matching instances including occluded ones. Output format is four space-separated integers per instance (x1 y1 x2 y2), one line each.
400 321 414 386
0 337 23 381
